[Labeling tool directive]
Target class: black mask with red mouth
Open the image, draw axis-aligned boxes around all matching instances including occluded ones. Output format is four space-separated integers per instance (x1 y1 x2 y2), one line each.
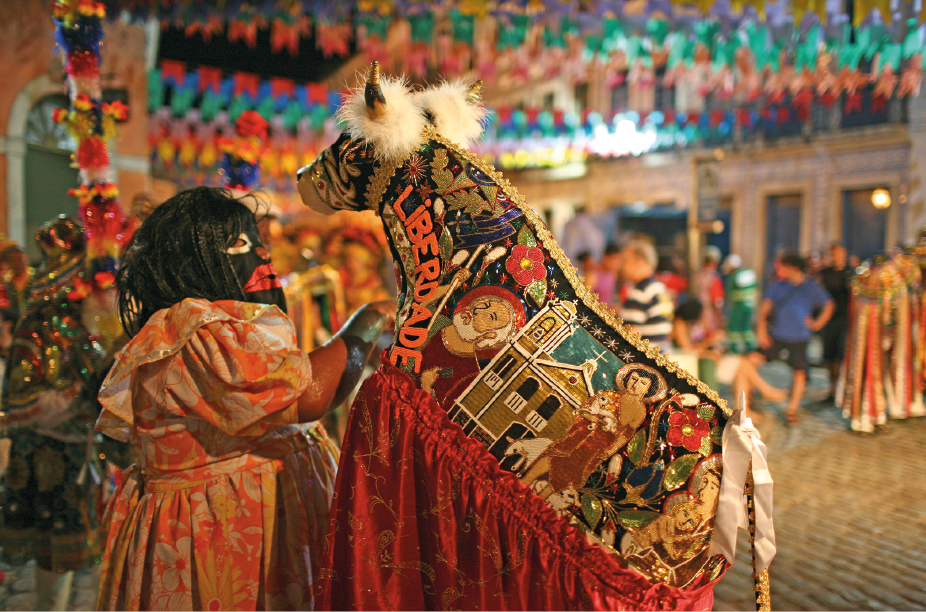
226 225 288 313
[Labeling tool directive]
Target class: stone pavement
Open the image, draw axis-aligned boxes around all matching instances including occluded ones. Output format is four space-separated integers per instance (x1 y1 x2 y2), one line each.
713 361 926 611
0 560 97 611
1 363 923 611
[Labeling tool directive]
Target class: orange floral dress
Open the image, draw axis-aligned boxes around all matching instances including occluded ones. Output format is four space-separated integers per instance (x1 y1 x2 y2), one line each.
95 298 339 611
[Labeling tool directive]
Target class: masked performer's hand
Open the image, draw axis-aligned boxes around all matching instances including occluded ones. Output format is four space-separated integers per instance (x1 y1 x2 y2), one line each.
296 299 396 421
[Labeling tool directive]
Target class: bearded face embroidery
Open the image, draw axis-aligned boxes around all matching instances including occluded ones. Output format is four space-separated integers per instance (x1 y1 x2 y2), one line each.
442 287 526 357
420 286 527 406
226 224 287 313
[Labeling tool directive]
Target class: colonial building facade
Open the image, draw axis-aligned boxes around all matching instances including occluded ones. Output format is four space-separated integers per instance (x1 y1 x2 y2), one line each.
484 74 926 278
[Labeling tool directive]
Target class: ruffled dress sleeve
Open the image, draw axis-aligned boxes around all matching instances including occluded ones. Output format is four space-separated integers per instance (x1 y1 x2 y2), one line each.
173 316 309 436
97 298 311 441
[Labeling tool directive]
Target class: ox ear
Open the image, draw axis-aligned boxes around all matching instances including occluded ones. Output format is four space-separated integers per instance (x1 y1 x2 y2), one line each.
365 61 387 120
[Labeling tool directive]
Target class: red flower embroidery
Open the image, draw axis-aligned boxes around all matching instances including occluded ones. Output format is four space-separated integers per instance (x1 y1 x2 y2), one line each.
667 409 710 452
505 245 546 286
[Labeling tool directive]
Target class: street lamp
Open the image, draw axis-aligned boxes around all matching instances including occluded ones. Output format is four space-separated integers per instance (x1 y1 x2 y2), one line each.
872 188 891 209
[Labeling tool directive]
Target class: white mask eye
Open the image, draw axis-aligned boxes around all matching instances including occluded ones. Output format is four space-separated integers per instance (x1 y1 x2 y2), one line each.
226 232 252 254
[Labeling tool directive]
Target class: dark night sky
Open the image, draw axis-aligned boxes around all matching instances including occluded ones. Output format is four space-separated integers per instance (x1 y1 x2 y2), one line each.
158 24 356 82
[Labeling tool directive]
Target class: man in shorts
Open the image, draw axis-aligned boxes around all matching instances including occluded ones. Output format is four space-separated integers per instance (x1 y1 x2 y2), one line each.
749 252 833 424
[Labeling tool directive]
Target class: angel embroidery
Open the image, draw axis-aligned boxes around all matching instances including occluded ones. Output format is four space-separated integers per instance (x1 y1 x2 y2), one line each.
621 457 723 588
511 363 668 500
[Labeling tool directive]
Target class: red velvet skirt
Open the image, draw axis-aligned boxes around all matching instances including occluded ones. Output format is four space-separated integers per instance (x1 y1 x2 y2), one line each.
316 360 717 611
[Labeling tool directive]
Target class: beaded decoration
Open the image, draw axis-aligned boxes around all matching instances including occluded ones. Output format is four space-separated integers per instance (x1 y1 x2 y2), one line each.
299 63 764 595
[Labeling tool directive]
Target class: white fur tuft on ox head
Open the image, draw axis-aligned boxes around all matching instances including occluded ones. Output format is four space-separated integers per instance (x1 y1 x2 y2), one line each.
297 62 486 215
334 61 486 163
333 69 426 166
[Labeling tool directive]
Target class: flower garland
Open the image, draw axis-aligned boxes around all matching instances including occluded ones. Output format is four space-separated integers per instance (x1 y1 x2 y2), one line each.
128 0 926 101
53 0 131 291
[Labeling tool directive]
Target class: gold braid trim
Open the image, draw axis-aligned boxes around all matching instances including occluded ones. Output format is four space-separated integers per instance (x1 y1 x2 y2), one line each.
371 125 729 415
434 128 728 413
365 149 400 216
746 462 772 611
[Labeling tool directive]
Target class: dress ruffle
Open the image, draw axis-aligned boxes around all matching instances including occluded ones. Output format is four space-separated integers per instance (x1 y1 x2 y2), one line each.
318 360 716 611
98 298 308 443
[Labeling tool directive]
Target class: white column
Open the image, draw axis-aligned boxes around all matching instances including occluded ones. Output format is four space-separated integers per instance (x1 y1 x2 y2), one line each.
906 89 926 240
5 75 59 245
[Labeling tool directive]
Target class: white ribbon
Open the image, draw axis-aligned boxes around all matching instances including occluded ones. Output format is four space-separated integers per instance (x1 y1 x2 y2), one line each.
707 393 777 572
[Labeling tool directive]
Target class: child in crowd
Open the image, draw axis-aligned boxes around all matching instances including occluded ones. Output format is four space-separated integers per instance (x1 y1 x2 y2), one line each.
595 243 622 309
721 254 758 354
670 298 723 389
690 246 725 339
620 239 674 352
577 250 598 291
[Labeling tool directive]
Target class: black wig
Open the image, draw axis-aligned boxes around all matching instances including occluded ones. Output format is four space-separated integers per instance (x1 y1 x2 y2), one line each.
116 187 257 336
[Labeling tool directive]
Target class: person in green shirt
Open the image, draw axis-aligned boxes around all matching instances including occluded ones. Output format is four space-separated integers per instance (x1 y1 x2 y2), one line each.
722 254 758 354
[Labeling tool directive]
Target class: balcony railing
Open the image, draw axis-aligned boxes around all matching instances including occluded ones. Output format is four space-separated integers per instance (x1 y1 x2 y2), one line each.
479 84 910 170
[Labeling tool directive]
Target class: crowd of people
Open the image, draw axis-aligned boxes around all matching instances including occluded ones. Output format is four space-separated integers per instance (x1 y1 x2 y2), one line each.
0 57 876 611
0 100 781 609
579 237 854 423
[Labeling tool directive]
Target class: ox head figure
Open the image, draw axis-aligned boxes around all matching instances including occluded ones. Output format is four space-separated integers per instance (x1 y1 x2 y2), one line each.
298 61 486 216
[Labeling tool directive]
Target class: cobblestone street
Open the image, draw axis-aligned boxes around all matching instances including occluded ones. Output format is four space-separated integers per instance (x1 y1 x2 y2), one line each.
0 560 97 611
0 363 923 610
714 363 926 611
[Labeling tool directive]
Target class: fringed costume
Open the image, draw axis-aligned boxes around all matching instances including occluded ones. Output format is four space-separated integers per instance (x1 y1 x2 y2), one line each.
841 252 924 432
0 218 106 574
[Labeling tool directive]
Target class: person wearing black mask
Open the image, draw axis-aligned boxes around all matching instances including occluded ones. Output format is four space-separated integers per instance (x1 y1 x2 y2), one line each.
95 187 394 610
